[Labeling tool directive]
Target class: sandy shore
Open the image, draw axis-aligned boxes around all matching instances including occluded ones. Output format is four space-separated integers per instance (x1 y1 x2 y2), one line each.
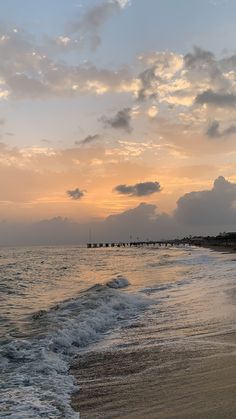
70 330 236 418
201 244 236 253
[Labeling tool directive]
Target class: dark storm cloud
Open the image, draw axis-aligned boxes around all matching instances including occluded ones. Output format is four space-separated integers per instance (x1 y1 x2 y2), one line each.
206 120 236 138
114 181 161 196
195 89 236 107
102 108 132 132
175 176 236 225
66 187 85 200
75 134 100 146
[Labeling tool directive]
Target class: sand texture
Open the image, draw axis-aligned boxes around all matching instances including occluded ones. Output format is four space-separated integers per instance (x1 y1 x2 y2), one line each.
71 331 236 418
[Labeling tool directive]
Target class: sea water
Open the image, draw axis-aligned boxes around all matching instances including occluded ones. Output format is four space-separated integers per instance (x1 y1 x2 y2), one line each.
0 245 235 418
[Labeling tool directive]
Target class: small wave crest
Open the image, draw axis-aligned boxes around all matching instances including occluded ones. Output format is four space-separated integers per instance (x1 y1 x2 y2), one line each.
140 278 192 296
106 275 130 289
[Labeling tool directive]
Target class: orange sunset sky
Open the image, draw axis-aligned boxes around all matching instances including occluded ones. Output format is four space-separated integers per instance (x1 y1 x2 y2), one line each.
1 0 236 243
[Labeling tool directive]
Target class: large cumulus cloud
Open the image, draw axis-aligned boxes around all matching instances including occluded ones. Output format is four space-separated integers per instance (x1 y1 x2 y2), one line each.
1 177 236 245
175 176 236 225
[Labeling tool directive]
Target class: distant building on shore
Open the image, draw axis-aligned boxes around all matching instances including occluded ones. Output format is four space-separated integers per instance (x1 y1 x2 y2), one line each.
218 232 236 239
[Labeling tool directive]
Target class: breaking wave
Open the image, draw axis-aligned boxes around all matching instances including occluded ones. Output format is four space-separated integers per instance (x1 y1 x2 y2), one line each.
0 276 150 418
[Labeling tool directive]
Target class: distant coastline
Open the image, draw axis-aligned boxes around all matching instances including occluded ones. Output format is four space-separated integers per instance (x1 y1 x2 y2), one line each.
182 232 236 253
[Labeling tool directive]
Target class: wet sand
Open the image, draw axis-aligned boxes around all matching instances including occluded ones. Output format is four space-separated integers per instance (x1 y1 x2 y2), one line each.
202 244 236 253
70 331 236 418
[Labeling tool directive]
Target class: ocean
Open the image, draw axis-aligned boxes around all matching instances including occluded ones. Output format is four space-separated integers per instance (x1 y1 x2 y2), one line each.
0 245 235 418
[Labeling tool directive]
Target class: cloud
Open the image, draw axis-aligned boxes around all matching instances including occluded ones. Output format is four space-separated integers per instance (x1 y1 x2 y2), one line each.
135 47 236 110
2 32 235 113
137 51 184 101
206 120 236 138
76 134 100 146
195 89 236 108
206 120 220 137
222 124 236 136
7 73 49 99
69 0 130 50
175 176 236 225
147 105 158 118
0 204 174 245
66 187 85 200
184 46 215 68
0 25 133 99
137 67 160 101
0 177 236 245
71 1 120 32
114 181 161 196
41 138 51 143
101 107 132 132
42 0 131 55
108 176 236 243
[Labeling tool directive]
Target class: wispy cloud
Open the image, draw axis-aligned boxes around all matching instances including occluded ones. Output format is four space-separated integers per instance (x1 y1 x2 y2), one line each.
68 0 130 50
75 134 100 146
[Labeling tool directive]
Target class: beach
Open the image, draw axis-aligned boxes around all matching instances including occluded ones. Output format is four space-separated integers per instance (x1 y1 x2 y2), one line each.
3 1 236 417
1 245 235 417
69 246 236 418
71 332 236 418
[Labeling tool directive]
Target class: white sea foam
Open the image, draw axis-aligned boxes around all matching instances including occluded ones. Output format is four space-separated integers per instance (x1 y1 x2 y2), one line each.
0 279 150 418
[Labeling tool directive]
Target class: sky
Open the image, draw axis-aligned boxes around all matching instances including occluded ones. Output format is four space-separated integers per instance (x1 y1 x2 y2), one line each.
1 0 236 244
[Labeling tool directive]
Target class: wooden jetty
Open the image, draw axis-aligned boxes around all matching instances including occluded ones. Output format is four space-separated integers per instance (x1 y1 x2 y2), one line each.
86 232 236 250
87 240 190 249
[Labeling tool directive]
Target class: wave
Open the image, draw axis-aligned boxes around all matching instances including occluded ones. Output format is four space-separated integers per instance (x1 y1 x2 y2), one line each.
140 278 192 295
0 276 150 418
106 275 130 289
140 283 174 294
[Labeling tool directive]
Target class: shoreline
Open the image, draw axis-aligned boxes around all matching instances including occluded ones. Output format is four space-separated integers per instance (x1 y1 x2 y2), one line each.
69 245 236 418
196 244 236 253
70 331 236 418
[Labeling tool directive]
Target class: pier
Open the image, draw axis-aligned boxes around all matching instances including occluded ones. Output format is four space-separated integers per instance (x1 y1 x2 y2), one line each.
87 240 190 249
86 232 236 250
